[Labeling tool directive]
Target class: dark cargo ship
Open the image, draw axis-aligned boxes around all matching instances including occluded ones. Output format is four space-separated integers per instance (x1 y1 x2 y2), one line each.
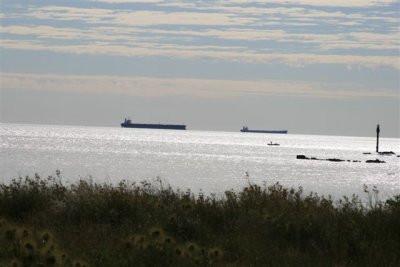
240 126 287 134
121 118 186 130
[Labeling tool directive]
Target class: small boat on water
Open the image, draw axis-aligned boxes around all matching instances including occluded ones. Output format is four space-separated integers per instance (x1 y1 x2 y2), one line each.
240 126 288 134
268 142 280 146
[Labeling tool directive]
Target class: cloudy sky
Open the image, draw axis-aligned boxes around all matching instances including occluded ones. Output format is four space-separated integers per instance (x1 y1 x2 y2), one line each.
0 0 399 137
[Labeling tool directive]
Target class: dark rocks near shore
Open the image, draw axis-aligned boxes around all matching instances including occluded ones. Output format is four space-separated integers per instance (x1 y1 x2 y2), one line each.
327 158 345 162
378 151 396 156
297 150 398 163
296 155 385 163
297 155 350 162
363 151 396 156
297 149 398 163
366 159 386 163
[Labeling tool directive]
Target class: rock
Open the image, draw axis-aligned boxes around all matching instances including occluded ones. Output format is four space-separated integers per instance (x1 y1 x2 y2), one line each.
326 158 345 162
297 155 363 163
297 155 309 160
366 159 385 163
378 151 396 156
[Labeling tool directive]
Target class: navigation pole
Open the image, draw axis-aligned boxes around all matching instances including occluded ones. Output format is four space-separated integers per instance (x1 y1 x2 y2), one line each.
376 124 380 153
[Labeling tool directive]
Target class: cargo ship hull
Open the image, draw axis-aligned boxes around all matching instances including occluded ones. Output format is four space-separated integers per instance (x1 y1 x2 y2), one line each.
121 119 186 130
121 123 186 130
241 127 287 134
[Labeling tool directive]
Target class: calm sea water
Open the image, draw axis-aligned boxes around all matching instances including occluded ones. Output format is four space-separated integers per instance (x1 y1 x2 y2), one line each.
1 123 399 200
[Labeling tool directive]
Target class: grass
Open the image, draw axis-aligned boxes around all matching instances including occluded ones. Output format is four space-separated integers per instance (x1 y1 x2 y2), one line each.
0 174 399 266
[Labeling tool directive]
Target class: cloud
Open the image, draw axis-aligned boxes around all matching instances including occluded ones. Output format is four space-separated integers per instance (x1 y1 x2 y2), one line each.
1 1 398 70
1 72 397 99
1 38 398 69
189 5 398 25
217 0 396 7
11 5 397 47
2 25 398 51
2 23 399 60
92 0 396 7
25 6 256 26
0 25 141 43
92 0 163 3
20 4 398 27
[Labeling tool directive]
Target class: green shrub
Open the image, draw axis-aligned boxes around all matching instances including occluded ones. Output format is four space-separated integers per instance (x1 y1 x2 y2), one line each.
0 176 399 266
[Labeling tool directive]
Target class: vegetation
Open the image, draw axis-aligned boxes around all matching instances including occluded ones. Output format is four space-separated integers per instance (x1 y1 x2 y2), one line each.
0 174 399 266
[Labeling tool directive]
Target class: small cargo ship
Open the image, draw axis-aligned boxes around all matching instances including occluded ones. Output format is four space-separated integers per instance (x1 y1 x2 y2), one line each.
240 126 287 134
121 118 186 130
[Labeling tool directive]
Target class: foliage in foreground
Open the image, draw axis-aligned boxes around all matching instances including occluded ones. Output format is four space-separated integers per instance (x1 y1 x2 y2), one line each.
0 175 399 267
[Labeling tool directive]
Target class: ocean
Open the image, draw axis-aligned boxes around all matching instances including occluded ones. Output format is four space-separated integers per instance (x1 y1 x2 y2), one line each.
1 123 399 200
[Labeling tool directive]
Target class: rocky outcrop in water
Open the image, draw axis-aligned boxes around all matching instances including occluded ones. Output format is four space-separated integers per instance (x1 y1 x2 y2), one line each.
296 155 309 160
326 158 345 162
366 159 386 163
296 155 350 162
296 155 382 163
378 151 396 156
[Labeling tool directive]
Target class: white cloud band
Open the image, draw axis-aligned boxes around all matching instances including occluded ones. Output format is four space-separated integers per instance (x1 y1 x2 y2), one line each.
1 72 397 99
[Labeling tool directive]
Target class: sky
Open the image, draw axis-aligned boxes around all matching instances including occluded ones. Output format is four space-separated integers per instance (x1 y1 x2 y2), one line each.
0 0 399 137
